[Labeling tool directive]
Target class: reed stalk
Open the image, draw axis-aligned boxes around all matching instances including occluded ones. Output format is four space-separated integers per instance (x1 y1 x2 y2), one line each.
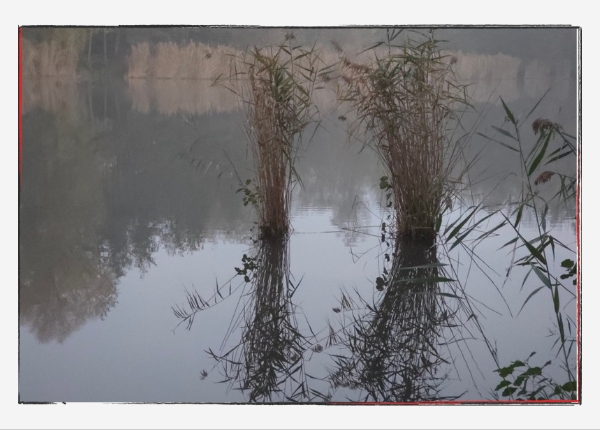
339 29 470 240
224 36 324 237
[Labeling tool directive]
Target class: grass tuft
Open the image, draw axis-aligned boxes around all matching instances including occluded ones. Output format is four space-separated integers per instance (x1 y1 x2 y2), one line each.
338 29 471 240
223 39 325 237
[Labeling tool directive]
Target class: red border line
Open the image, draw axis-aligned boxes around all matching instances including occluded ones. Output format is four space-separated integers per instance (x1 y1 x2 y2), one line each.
329 399 578 405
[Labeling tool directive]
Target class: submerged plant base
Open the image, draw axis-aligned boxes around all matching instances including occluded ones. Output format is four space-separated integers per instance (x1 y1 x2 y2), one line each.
258 224 290 240
397 227 437 244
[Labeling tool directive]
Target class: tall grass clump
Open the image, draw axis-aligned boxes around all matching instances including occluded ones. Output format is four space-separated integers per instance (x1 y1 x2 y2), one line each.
338 29 470 240
221 34 327 237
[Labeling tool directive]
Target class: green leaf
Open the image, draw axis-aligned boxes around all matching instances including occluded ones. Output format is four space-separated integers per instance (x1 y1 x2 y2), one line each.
446 206 479 242
520 235 547 265
476 132 518 152
500 97 516 125
523 367 542 377
502 386 518 397
491 125 518 142
495 380 511 391
561 259 575 269
499 237 518 250
561 381 577 392
545 149 574 165
553 288 560 314
517 286 545 317
448 212 495 251
541 204 548 231
532 265 552 289
435 292 462 299
514 203 525 228
514 375 526 387
528 131 552 176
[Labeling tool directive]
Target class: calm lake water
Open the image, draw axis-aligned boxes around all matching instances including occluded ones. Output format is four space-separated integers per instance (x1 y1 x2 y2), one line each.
19 29 578 403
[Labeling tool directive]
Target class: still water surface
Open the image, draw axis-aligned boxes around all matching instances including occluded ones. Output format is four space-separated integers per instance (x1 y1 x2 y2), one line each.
19 35 577 403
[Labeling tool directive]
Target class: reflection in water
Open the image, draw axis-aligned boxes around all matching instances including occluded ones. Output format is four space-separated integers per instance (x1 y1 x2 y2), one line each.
124 44 573 116
175 235 319 402
20 38 576 400
127 78 239 116
20 249 118 344
330 236 460 402
19 102 120 342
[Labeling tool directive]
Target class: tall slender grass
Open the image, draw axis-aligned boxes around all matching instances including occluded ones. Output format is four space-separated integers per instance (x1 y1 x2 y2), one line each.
222 36 326 237
449 97 578 400
338 29 470 240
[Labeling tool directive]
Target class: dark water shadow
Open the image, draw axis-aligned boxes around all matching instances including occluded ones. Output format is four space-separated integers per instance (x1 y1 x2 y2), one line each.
329 236 463 402
174 234 322 402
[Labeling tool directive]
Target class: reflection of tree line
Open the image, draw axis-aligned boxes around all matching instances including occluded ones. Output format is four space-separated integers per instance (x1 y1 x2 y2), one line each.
19 93 253 343
20 105 117 342
20 81 574 348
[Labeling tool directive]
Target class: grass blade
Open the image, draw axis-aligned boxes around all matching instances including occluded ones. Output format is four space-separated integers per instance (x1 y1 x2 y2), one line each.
500 97 516 125
517 286 545 317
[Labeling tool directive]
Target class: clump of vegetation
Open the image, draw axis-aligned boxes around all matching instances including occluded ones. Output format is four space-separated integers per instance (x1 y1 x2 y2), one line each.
21 29 89 77
453 97 578 401
493 352 576 401
220 34 327 237
338 29 470 240
125 41 237 80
